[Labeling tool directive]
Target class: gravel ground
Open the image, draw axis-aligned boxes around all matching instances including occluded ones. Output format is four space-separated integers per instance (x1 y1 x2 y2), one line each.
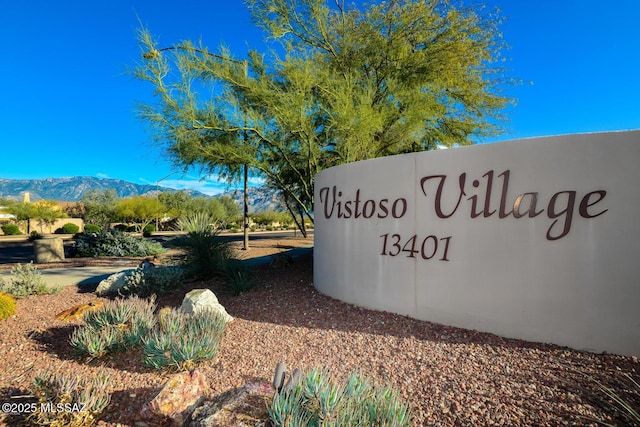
0 237 638 426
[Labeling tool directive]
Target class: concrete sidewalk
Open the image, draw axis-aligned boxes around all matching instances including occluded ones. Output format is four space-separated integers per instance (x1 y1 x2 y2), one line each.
0 265 132 289
0 246 314 290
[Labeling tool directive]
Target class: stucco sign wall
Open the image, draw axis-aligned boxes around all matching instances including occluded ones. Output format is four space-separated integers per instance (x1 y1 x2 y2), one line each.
313 131 640 356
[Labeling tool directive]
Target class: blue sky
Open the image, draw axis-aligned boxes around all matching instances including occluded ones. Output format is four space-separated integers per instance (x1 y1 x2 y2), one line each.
2 0 638 195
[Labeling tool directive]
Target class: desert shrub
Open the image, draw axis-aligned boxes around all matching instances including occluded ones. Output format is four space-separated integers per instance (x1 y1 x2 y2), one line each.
73 230 164 257
269 368 412 427
143 308 227 371
1 223 21 235
117 266 185 298
0 262 61 298
174 213 232 279
112 224 128 232
222 264 257 296
27 231 43 241
143 223 156 237
70 296 157 358
55 222 80 234
83 224 101 233
0 292 17 320
29 370 110 426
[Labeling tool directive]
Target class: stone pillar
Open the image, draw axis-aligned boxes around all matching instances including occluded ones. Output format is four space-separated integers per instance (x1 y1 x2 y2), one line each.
34 238 65 263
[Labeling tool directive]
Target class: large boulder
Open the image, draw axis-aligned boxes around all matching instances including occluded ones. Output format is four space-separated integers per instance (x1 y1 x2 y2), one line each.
139 369 210 426
180 289 234 323
186 381 273 427
95 269 136 296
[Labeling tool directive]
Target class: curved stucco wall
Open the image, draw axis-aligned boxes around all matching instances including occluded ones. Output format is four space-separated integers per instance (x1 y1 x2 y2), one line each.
313 131 640 356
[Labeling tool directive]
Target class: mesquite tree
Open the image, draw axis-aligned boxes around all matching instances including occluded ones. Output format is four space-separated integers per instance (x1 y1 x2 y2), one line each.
133 0 514 236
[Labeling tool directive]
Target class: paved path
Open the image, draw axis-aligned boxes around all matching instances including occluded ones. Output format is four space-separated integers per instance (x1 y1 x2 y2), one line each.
0 265 132 289
0 246 313 290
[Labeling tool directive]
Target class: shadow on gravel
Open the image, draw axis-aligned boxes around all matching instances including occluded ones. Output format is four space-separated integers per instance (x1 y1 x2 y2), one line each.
99 386 160 425
28 326 78 361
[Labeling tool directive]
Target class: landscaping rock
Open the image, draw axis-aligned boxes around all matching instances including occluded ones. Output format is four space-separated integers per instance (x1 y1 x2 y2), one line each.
139 369 210 427
95 269 136 296
186 381 274 427
55 301 105 321
180 289 234 323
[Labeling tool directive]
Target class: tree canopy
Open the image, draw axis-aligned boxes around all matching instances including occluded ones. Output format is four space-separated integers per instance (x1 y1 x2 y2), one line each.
134 0 514 236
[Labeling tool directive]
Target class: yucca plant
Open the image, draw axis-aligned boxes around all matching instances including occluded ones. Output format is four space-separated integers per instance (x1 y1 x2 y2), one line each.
28 370 110 426
174 212 232 279
269 368 412 427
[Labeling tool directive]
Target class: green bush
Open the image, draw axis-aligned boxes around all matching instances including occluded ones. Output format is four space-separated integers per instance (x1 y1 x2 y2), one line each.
269 368 412 427
117 266 185 298
143 223 156 237
0 262 61 298
143 308 227 371
73 230 165 257
70 296 157 358
0 292 17 320
174 213 232 279
83 224 101 233
1 224 21 235
55 222 80 234
27 230 43 241
112 224 128 232
29 370 110 426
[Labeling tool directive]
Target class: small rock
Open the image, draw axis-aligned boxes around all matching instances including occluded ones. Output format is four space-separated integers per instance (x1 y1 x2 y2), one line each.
139 369 210 427
95 269 136 296
180 289 234 323
186 381 274 427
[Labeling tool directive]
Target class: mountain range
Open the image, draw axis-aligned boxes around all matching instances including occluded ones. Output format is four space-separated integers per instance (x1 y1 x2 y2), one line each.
0 177 283 213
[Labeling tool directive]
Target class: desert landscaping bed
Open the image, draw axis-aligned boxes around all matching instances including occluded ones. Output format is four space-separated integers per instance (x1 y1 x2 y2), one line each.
0 237 638 426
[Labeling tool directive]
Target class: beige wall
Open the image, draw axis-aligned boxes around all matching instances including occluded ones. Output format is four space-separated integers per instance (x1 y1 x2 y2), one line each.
30 218 84 234
314 130 640 356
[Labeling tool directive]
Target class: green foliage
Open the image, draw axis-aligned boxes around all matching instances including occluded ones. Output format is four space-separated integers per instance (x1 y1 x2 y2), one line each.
82 189 118 231
73 230 165 257
29 370 110 426
134 0 513 237
28 230 43 241
143 223 156 237
117 266 185 298
1 223 21 235
269 368 412 427
70 296 157 358
83 224 101 233
174 212 232 279
0 292 17 320
142 308 227 371
56 222 80 234
159 192 241 226
0 262 61 299
222 264 257 296
115 196 166 233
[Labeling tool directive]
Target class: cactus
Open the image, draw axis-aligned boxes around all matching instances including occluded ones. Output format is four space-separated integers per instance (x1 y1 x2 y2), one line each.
0 292 17 320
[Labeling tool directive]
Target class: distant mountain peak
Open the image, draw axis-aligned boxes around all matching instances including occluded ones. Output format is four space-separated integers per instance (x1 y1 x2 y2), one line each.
0 177 284 213
0 176 205 202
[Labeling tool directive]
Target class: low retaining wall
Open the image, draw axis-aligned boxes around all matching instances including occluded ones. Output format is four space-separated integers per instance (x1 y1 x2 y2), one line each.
313 131 640 356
